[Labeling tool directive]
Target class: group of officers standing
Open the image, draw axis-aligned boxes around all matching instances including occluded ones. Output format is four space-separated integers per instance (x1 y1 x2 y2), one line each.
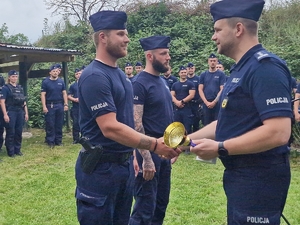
74 0 293 224
124 53 227 137
0 0 296 224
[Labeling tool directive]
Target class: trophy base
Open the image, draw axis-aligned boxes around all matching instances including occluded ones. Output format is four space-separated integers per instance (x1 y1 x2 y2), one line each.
196 156 217 164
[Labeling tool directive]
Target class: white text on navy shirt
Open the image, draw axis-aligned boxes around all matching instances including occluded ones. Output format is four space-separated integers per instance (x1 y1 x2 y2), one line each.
266 97 288 105
91 102 108 111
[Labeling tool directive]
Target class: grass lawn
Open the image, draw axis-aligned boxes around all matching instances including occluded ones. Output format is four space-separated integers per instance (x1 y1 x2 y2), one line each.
0 128 299 225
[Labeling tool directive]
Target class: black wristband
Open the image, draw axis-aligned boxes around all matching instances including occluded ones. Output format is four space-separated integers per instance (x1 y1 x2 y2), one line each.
153 139 158 153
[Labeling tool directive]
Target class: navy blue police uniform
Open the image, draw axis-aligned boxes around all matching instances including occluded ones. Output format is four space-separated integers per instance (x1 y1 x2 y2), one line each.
41 66 66 146
129 36 173 225
291 76 297 97
1 71 26 157
68 69 80 143
211 0 292 224
0 75 6 150
125 62 135 82
75 11 135 225
199 61 226 125
162 74 178 90
187 62 202 132
172 67 195 134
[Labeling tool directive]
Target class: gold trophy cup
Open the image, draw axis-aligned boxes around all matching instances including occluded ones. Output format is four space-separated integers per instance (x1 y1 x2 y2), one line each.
163 122 216 164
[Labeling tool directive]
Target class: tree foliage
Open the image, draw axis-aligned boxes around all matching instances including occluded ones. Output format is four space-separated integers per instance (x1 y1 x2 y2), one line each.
18 0 300 127
0 23 29 45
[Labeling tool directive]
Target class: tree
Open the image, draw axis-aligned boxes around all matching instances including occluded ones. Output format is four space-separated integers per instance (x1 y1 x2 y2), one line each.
43 0 136 23
0 23 29 45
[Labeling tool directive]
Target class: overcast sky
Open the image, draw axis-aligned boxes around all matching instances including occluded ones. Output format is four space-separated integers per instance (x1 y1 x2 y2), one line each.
0 0 60 43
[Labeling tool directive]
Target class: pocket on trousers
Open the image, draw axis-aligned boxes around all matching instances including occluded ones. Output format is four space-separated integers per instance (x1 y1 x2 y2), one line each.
75 187 107 207
233 209 281 225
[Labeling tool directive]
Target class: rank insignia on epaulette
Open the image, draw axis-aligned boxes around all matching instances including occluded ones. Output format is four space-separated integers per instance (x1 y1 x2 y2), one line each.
222 97 228 108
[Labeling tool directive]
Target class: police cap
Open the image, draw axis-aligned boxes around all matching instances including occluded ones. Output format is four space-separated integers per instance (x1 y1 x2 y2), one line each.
135 62 143 67
55 63 62 69
187 62 194 68
125 62 133 67
49 64 59 71
210 0 265 23
8 70 18 76
89 11 127 32
209 53 217 59
139 35 171 51
178 66 187 72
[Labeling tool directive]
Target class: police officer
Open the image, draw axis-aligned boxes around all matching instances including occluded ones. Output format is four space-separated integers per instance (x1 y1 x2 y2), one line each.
171 66 195 134
129 35 175 225
75 11 179 225
162 65 178 90
0 70 28 157
0 74 6 154
199 53 226 126
68 68 82 144
41 64 68 148
187 62 202 132
189 1 292 224
134 61 143 74
125 62 135 81
216 60 225 71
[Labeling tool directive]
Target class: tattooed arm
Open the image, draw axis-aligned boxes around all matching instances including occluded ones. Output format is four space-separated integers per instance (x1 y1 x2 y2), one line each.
134 104 156 181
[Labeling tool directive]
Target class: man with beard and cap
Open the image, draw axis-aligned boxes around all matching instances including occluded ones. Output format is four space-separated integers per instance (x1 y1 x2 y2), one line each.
134 61 144 74
129 35 177 225
188 0 292 224
171 66 195 134
162 65 178 90
125 62 135 81
187 62 202 132
75 11 180 225
199 53 226 126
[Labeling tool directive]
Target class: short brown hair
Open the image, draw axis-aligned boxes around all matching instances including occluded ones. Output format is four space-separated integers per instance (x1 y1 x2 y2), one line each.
226 17 258 36
93 30 110 48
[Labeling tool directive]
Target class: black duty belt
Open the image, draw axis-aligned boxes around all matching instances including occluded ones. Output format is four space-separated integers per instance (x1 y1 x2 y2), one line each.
80 148 132 165
220 153 289 169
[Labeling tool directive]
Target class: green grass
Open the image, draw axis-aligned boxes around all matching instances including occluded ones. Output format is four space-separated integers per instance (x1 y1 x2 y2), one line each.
0 129 299 225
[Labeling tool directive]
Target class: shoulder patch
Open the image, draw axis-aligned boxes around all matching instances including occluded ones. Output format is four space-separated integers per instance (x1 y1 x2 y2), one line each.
255 51 271 61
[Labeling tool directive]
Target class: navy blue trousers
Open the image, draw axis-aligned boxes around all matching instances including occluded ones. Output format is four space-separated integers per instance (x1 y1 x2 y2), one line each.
202 101 220 126
75 153 134 225
173 106 193 134
0 110 5 149
223 157 290 225
129 153 171 225
70 107 80 142
190 102 202 132
5 110 24 156
45 103 64 145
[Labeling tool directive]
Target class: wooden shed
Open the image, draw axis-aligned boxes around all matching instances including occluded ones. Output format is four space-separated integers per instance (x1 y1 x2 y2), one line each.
0 43 82 129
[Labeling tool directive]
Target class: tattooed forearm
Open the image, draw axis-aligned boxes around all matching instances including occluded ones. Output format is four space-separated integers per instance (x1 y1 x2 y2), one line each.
138 137 152 151
134 104 153 151
134 104 145 133
138 149 153 163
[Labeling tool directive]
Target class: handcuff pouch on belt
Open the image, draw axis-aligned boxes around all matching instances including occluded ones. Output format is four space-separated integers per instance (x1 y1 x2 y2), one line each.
79 137 104 174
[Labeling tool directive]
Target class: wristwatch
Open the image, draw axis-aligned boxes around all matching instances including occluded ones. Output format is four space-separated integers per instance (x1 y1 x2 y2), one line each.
218 142 228 157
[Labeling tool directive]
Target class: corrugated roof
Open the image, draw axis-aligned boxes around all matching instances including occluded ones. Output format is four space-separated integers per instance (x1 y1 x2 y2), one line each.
0 43 81 54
